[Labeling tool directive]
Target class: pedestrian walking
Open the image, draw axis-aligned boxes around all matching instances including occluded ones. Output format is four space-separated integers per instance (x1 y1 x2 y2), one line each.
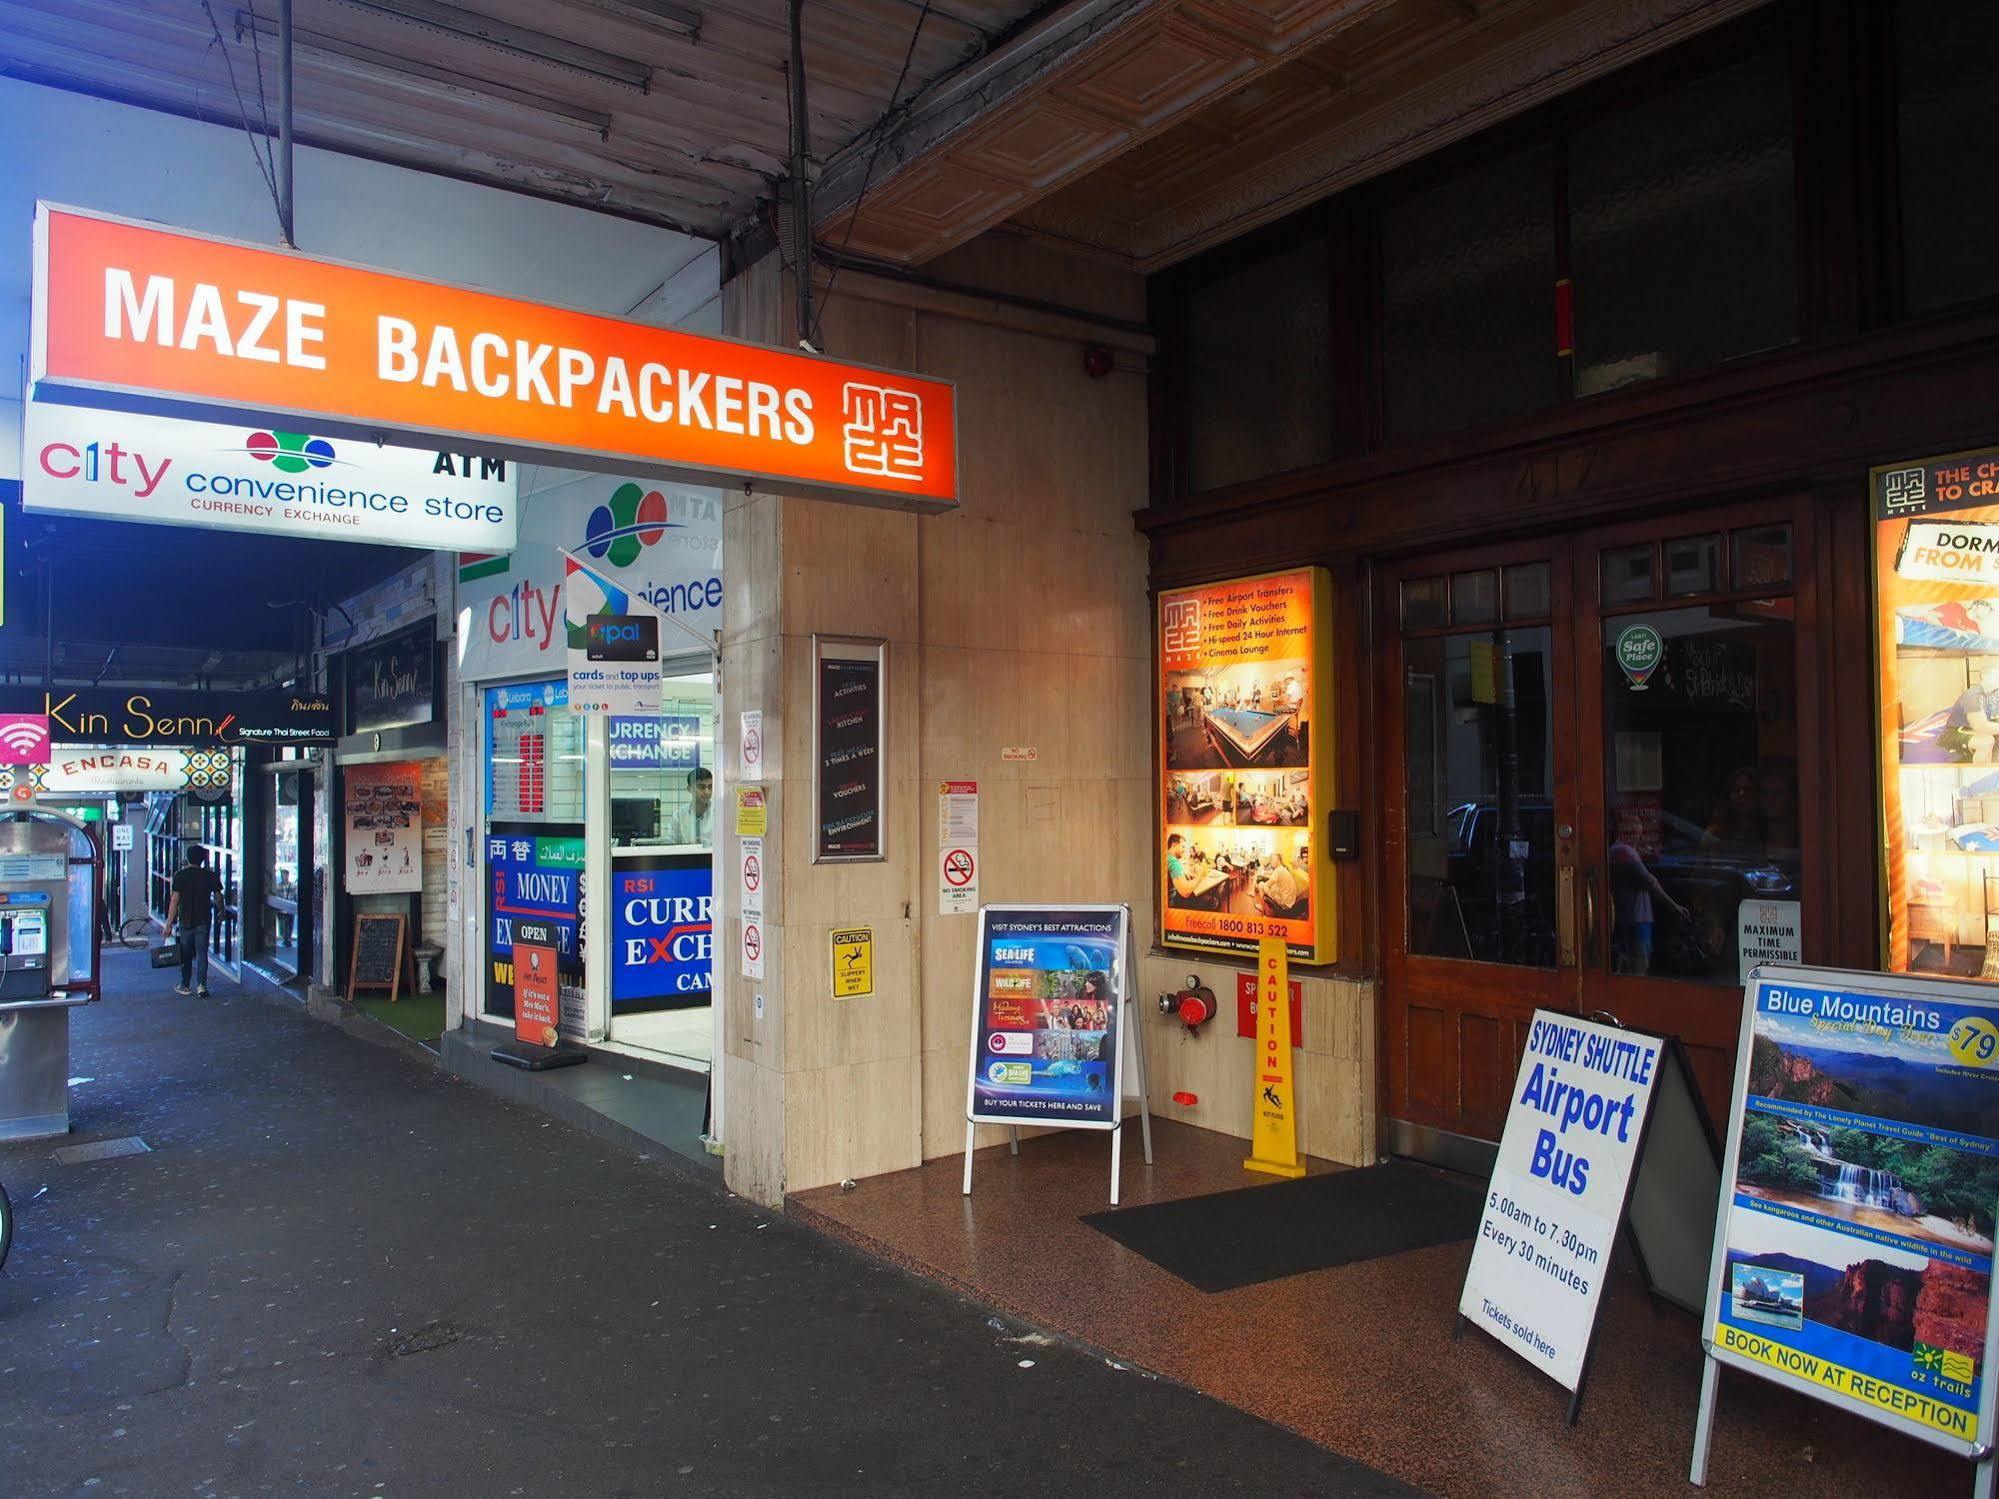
165 846 223 997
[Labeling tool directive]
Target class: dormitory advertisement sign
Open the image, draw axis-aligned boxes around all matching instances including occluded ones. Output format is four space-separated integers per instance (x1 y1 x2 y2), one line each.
1460 1011 1664 1391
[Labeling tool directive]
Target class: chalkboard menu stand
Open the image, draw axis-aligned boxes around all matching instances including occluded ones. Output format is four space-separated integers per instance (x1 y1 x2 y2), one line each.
346 913 413 1004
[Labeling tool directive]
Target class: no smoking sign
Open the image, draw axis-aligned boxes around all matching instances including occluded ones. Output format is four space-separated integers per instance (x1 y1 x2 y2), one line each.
938 843 978 915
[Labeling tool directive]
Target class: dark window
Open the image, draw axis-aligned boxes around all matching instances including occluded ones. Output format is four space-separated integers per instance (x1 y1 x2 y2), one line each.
1185 238 1332 491
1568 49 1797 395
1897 2 1999 314
1382 145 1557 439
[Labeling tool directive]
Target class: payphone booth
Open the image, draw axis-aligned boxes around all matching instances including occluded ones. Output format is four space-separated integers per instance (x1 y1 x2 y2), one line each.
0 809 101 1140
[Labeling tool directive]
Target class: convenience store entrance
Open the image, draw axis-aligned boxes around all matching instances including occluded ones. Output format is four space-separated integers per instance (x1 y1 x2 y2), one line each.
1379 495 1826 1157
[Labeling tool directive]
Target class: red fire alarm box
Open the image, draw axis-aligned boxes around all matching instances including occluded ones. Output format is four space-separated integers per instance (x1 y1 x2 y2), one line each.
1235 971 1302 1041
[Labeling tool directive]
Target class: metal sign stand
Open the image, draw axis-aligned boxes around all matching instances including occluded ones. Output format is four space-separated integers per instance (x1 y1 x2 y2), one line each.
963 908 1153 1205
1690 965 1999 1496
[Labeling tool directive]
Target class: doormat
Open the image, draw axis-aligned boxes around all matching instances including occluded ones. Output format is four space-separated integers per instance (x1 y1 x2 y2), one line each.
1082 1159 1482 1293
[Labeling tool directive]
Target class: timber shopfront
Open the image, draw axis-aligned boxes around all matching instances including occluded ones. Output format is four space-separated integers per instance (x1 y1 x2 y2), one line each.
1141 3 1999 1168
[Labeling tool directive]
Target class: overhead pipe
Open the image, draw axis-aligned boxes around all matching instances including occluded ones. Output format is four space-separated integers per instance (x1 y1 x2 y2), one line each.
787 0 814 348
278 0 296 246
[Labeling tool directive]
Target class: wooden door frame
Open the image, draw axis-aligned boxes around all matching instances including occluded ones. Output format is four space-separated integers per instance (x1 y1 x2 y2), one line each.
1569 492 1825 1123
1375 533 1583 1148
1377 492 1838 1153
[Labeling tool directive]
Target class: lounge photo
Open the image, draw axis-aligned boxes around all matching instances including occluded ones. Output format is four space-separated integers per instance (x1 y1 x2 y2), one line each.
1164 826 1311 921
1164 660 1309 770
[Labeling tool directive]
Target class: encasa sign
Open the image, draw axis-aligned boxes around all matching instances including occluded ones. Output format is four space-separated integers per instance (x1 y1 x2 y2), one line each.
30 203 958 512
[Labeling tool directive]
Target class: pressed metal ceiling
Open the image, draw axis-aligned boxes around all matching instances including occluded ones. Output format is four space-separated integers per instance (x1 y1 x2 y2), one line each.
0 0 1064 236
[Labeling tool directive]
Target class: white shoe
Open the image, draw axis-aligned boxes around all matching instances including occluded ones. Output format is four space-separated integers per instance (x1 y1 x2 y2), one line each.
174 984 191 995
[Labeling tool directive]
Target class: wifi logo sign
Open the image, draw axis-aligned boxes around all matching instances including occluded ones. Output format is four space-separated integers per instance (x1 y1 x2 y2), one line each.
0 714 51 766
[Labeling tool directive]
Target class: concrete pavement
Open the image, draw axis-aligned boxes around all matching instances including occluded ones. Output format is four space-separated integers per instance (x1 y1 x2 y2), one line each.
0 952 1420 1497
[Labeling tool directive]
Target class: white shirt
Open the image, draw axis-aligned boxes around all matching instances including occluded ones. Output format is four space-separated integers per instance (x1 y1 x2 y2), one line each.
665 800 713 848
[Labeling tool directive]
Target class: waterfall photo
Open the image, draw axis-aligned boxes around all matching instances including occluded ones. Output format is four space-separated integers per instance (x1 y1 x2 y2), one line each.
1735 1105 1998 1254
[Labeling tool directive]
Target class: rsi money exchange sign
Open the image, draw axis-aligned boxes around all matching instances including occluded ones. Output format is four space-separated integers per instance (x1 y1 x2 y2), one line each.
30 203 958 513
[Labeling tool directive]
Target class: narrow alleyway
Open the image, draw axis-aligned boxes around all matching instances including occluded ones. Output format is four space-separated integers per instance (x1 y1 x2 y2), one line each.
0 954 1416 1498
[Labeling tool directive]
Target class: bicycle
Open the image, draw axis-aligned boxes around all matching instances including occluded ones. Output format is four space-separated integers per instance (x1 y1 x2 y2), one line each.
117 915 157 950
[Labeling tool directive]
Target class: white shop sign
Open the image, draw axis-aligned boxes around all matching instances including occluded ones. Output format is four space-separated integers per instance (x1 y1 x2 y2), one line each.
22 400 516 551
1460 1011 1664 1395
1736 899 1801 981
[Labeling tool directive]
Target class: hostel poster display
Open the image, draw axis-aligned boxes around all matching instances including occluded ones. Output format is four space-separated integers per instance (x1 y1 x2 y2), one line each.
1158 567 1335 963
610 852 713 1013
1459 1011 1665 1395
1873 446 1999 982
1694 967 1999 1480
813 637 884 862
485 821 584 1029
343 761 422 894
966 906 1127 1129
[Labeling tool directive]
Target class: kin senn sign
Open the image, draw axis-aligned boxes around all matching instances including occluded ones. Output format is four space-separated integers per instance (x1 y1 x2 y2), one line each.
29 204 959 512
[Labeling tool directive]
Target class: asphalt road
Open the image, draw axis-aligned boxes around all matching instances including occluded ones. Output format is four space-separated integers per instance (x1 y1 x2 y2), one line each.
0 952 1419 1498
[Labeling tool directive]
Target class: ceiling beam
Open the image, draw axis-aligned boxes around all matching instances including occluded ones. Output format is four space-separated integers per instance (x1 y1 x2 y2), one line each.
798 0 1161 230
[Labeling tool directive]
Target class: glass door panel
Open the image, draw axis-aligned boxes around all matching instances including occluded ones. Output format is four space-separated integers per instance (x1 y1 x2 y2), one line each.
1403 628 1558 966
1599 605 1799 984
1384 545 1579 1145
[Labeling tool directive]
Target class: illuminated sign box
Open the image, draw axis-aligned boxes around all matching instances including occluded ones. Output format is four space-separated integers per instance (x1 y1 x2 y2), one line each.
1157 567 1336 964
30 203 958 513
1871 446 1999 980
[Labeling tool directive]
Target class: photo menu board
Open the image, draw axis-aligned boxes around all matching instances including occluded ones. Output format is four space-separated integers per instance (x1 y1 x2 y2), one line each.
1158 568 1335 963
1873 448 1999 982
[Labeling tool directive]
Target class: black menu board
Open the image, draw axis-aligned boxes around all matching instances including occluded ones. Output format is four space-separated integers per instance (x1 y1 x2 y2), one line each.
815 650 882 861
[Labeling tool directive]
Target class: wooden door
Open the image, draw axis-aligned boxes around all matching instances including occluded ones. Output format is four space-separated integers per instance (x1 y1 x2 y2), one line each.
1572 496 1822 1126
1380 539 1583 1144
1381 496 1824 1146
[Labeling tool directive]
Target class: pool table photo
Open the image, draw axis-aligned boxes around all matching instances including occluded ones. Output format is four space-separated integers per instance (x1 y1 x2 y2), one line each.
1203 705 1296 767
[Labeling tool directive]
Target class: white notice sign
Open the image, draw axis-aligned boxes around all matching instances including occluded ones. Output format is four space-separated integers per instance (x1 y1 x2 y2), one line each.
1459 1011 1663 1391
740 711 764 778
23 401 517 551
939 845 977 916
112 822 135 851
741 835 764 923
1736 899 1801 981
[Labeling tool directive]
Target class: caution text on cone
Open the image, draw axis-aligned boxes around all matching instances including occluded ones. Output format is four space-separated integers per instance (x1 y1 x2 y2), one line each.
1244 936 1305 1178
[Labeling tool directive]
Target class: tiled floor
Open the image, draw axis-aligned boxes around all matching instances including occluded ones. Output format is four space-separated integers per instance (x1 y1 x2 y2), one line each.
791 1119 1965 1499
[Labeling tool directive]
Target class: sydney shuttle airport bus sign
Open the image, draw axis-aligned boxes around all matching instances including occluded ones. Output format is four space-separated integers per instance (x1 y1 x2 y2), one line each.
30 203 958 512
